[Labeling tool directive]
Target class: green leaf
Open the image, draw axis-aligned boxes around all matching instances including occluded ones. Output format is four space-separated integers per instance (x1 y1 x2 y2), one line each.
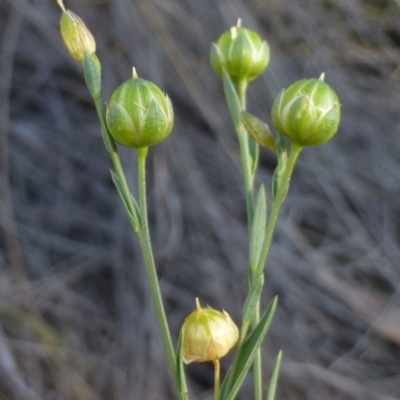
266 350 282 400
249 185 267 274
175 330 189 400
221 296 278 400
241 111 276 152
272 132 287 200
222 69 242 130
249 137 259 179
275 131 287 165
101 126 115 154
93 96 116 154
111 170 140 232
83 51 101 98
240 274 264 341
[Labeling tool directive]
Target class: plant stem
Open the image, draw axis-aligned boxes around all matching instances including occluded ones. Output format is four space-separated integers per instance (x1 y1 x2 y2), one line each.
214 359 221 400
137 147 177 377
92 95 178 390
236 79 254 224
237 79 263 400
256 143 303 278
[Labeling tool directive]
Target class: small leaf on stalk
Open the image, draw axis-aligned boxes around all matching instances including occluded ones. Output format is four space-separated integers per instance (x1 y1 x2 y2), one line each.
111 171 140 232
240 274 264 341
249 185 267 273
266 350 282 400
222 69 242 130
220 296 278 400
241 111 275 151
175 330 189 400
83 51 101 98
249 136 260 178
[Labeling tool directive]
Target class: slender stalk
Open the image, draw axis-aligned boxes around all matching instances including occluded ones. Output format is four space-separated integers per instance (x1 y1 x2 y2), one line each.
256 143 303 278
237 79 262 400
236 79 254 224
237 79 247 110
92 95 178 388
137 147 177 377
214 359 221 400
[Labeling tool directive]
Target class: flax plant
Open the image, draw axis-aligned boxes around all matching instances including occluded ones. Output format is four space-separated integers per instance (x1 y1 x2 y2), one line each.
57 3 341 399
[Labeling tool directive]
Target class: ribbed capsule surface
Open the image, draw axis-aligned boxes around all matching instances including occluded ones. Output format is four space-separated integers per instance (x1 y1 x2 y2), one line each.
181 299 239 364
106 77 174 148
271 77 341 146
211 25 270 83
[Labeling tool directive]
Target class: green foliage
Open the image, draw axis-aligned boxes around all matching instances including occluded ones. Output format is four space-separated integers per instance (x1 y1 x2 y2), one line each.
222 69 242 130
110 171 140 233
220 296 278 400
83 51 101 98
249 185 267 274
266 351 282 400
175 331 189 400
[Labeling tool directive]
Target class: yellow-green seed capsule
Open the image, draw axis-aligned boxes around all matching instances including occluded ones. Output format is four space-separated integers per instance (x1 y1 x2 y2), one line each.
271 73 341 146
210 19 270 83
58 0 96 63
106 69 174 148
181 298 239 364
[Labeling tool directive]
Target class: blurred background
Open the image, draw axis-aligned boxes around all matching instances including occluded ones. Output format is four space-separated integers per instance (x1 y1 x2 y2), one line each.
1 0 400 399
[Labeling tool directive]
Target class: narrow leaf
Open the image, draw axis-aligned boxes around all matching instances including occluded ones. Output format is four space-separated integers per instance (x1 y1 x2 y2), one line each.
249 185 267 273
249 136 260 178
222 69 242 130
129 194 141 232
221 296 278 400
266 350 282 400
93 96 115 154
240 274 264 340
175 330 189 400
275 131 287 165
111 171 140 232
271 133 287 200
101 126 114 154
241 111 276 151
83 51 101 98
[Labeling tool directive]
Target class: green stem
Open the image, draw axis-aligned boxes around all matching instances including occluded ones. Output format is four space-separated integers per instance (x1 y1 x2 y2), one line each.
252 298 262 400
137 147 177 378
256 143 303 278
236 79 254 225
237 79 262 400
214 359 221 400
237 79 247 110
92 95 178 392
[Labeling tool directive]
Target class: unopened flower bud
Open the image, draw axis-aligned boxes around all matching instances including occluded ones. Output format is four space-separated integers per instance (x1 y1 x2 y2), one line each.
211 19 270 83
58 0 96 62
181 298 239 364
271 73 341 146
106 69 174 148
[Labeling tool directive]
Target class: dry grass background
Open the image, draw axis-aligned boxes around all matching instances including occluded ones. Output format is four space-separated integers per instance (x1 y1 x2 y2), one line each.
1 0 400 399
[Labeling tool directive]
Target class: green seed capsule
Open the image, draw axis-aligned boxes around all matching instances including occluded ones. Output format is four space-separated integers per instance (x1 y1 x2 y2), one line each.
58 0 96 63
106 70 174 148
271 74 341 146
181 298 239 364
211 20 270 83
